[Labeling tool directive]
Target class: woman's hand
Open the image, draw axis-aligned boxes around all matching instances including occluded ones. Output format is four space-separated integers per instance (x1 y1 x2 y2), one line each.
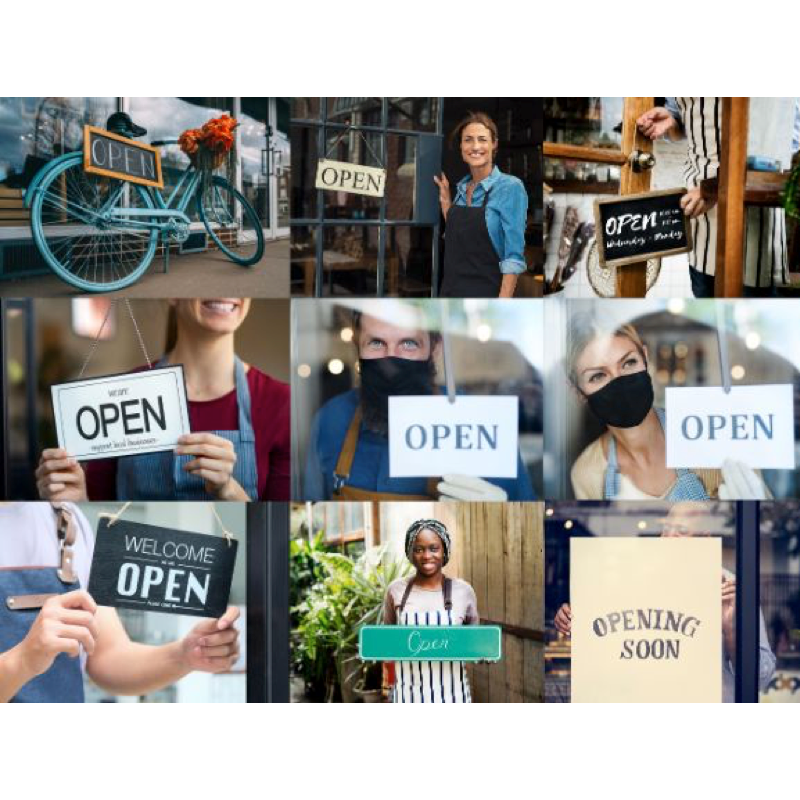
180 606 241 674
437 475 507 502
175 433 249 500
718 459 767 500
637 107 678 140
681 187 717 219
554 603 572 636
433 172 452 219
35 449 88 501
721 575 736 657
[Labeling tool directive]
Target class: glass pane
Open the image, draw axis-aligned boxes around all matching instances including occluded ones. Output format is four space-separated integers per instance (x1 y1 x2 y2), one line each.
385 225 433 297
291 123 318 220
290 298 544 500
760 502 800 702
291 225 317 296
545 500 736 702
239 97 269 231
544 97 624 149
322 130 382 220
544 157 621 194
321 225 379 296
387 97 439 132
385 135 416 222
292 97 321 121
325 97 382 126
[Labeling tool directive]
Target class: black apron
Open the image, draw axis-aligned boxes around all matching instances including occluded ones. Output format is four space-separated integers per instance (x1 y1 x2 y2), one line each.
440 189 502 298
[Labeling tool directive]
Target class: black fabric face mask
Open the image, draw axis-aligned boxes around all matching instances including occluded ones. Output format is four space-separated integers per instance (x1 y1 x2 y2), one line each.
584 369 654 429
359 357 435 434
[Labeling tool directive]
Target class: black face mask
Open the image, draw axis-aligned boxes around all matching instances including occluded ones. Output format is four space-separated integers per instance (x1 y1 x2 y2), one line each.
584 369 654 429
359 357 435 435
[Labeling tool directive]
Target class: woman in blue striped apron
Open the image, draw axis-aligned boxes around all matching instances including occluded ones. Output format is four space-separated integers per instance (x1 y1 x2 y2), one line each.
383 519 479 703
567 317 769 501
37 299 259 502
638 98 797 297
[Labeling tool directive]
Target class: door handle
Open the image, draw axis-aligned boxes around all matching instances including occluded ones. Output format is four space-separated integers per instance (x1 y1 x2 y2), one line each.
629 149 656 173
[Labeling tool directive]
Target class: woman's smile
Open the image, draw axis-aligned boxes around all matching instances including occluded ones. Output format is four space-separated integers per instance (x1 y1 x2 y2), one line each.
200 299 242 317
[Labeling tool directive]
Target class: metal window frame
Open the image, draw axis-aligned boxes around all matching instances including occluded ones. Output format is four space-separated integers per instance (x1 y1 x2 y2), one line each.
735 500 760 703
291 97 444 297
246 502 290 703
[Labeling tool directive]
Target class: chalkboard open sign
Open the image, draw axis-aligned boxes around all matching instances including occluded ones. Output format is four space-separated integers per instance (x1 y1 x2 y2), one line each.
594 188 692 268
88 518 237 618
83 125 163 189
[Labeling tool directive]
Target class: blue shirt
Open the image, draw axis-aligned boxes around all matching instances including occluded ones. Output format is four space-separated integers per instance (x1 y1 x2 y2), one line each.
303 389 535 501
453 166 528 275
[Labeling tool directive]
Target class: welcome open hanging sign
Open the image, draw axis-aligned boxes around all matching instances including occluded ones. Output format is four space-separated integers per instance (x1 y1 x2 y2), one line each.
88 518 238 618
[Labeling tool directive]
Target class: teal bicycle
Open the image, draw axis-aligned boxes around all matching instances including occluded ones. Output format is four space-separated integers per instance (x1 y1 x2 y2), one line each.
25 113 265 293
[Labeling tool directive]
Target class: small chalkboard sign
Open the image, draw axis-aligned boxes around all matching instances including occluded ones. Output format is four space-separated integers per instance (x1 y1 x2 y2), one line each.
83 126 163 189
594 188 692 268
88 518 237 618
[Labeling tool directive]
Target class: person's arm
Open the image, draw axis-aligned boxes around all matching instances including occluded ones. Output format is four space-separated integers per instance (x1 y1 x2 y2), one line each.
86 606 240 696
465 586 480 625
383 588 397 625
303 411 328 501
758 607 777 692
0 591 99 703
637 101 685 142
496 182 528 297
433 173 452 220
36 449 89 501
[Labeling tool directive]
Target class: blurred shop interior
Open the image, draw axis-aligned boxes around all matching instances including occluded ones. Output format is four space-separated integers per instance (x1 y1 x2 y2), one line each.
0 98 290 283
542 97 800 298
545 501 800 703
290 299 544 498
291 97 543 297
79 502 247 703
543 299 800 499
290 501 543 703
1 298 290 499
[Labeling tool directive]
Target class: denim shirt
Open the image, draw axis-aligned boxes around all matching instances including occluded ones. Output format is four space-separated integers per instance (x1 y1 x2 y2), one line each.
453 166 528 275
303 389 536 501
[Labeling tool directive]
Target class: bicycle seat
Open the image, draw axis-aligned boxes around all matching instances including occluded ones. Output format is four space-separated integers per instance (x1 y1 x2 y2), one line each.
105 112 147 139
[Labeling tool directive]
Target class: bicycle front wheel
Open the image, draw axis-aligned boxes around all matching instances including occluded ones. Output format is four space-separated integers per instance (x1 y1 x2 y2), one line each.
31 155 158 292
198 175 265 267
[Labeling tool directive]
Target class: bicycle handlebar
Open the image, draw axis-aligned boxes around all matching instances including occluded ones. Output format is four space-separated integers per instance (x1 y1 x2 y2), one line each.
151 139 180 147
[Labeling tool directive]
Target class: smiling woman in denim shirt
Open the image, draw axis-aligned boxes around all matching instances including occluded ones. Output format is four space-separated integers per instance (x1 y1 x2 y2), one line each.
434 112 528 298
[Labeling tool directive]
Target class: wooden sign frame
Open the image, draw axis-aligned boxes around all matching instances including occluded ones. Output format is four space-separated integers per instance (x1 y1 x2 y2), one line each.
593 188 693 269
83 125 164 189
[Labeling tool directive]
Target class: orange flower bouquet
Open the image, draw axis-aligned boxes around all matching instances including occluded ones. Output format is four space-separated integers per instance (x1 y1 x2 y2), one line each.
178 114 238 171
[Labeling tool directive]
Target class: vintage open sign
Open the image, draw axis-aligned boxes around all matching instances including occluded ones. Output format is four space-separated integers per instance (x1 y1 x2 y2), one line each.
594 188 693 268
88 518 238 618
83 125 164 189
315 158 386 198
665 384 796 470
51 366 190 461
359 625 502 662
388 395 519 478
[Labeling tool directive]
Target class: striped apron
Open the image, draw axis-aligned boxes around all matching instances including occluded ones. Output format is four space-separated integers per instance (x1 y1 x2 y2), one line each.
391 577 472 704
116 356 259 501
603 408 710 501
675 97 788 288
0 505 85 702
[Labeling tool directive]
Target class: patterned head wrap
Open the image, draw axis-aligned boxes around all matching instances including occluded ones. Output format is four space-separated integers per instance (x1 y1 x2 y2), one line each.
404 519 451 566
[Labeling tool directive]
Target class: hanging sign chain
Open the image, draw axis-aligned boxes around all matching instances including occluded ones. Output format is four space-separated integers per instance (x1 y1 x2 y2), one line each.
324 125 385 169
77 299 153 379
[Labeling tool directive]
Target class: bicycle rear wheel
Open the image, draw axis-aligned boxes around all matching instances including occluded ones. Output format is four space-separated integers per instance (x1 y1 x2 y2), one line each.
198 175 265 267
30 155 158 292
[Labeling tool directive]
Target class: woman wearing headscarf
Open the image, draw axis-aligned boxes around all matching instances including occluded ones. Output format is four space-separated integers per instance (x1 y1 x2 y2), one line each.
566 314 769 500
383 519 479 703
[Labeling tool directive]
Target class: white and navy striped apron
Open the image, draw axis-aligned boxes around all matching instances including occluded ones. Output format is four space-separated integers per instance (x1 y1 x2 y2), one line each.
391 578 472 704
675 97 788 288
116 355 259 500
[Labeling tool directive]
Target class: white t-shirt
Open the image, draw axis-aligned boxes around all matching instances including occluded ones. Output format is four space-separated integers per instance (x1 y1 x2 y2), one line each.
0 503 94 589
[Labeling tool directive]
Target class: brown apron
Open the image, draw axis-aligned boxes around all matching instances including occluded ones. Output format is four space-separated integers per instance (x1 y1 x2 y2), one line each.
332 408 439 501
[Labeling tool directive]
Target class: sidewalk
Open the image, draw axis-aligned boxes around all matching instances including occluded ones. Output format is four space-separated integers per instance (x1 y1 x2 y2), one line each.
0 239 289 298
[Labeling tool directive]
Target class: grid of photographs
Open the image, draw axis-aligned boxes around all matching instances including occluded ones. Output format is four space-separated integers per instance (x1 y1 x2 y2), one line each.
1 97 799 703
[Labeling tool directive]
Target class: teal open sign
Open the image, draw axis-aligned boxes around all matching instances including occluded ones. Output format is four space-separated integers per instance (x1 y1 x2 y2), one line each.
359 625 502 662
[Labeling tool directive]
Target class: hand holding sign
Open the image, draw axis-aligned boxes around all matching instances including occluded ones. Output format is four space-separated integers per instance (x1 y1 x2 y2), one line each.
433 173 452 219
681 186 716 219
437 474 508 502
718 459 768 500
175 433 246 501
36 448 88 501
180 606 241 673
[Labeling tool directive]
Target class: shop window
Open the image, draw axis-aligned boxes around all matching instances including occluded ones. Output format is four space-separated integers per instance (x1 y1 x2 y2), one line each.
385 225 434 297
320 225 380 297
387 97 439 133
293 98 321 121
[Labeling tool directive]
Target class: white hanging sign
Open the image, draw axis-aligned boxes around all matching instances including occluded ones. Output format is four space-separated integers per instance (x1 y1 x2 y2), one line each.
388 395 519 478
665 384 795 469
51 366 191 461
315 159 386 198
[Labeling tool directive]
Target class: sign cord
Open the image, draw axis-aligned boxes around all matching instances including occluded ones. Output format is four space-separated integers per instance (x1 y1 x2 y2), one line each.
439 300 457 405
324 125 385 169
716 302 732 394
211 504 235 546
77 300 153 378
99 502 132 527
